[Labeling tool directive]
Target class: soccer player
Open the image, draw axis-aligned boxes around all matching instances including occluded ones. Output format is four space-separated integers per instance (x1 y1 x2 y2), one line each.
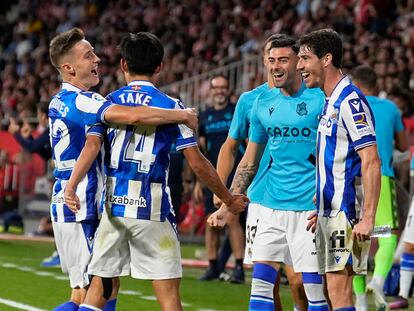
351 65 408 311
297 29 381 311
64 32 248 311
48 27 198 311
211 34 329 311
212 34 309 310
196 74 246 283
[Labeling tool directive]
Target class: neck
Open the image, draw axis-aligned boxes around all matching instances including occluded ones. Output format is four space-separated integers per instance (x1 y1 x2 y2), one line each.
214 102 228 110
323 68 344 97
126 74 153 84
63 77 90 91
280 75 303 96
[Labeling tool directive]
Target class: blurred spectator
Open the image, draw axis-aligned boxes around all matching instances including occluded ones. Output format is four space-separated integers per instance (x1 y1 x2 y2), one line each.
8 101 51 163
196 75 245 283
0 0 412 117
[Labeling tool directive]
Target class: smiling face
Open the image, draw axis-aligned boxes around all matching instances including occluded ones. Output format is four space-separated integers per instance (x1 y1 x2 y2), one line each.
61 39 101 90
297 45 325 89
267 46 299 90
210 76 229 107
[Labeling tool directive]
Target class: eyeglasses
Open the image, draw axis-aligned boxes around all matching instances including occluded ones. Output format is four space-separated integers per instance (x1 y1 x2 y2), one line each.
210 85 228 90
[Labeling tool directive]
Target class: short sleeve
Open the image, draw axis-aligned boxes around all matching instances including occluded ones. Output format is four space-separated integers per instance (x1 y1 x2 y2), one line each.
341 94 376 151
229 92 250 140
248 96 268 144
87 123 107 138
172 100 197 151
393 104 404 133
76 91 114 125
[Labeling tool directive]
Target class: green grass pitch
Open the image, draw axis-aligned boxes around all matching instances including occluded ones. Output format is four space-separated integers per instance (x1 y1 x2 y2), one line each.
0 239 412 310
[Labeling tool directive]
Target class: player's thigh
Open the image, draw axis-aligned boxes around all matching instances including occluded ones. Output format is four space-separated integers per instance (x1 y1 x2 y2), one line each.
375 176 398 229
286 210 319 272
244 203 260 264
128 217 182 280
53 220 98 288
88 214 130 277
403 197 414 244
251 206 292 265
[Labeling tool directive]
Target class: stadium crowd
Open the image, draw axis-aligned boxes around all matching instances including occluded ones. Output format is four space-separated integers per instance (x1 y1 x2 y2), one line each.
1 0 414 118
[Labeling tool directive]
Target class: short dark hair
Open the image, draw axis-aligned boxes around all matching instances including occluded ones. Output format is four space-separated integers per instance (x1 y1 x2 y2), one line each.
267 34 298 54
120 32 164 76
351 65 377 89
49 27 85 68
299 29 343 68
209 74 229 88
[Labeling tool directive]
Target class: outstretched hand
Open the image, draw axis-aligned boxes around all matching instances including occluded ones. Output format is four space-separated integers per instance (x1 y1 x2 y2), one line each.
207 206 229 227
183 108 198 131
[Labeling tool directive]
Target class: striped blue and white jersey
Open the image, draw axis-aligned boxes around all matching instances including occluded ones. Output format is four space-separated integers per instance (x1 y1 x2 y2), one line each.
104 80 197 222
317 76 376 221
49 82 113 223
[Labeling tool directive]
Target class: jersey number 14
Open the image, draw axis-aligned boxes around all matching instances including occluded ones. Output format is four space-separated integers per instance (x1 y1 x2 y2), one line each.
110 125 156 173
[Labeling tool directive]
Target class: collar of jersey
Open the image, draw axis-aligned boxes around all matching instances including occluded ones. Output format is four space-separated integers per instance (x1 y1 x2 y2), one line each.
326 75 350 105
128 80 155 88
61 82 83 92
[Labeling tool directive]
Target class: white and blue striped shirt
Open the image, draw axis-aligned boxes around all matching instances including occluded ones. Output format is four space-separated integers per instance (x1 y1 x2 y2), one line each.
104 80 197 221
49 82 112 222
316 76 376 222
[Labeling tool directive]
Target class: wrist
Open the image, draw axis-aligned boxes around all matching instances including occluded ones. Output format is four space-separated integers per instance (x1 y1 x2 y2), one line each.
65 183 76 192
222 193 234 206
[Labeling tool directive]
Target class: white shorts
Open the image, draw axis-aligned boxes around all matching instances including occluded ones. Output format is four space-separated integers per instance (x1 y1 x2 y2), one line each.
244 203 260 265
88 213 182 280
52 220 99 288
251 205 319 272
403 197 414 244
316 211 370 275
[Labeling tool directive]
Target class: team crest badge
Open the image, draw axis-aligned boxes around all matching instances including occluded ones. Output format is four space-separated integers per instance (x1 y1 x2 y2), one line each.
92 93 106 102
296 102 307 116
131 85 141 91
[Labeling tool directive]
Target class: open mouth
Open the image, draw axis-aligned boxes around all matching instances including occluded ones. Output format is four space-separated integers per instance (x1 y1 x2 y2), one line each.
301 72 310 80
273 72 285 79
91 68 98 77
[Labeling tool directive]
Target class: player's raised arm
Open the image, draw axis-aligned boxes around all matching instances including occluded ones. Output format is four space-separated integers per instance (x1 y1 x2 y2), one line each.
183 146 249 214
213 137 243 206
229 141 265 195
104 105 198 130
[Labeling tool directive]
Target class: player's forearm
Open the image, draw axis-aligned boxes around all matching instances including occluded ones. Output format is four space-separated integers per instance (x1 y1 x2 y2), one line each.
230 161 257 194
105 105 189 126
361 153 381 223
216 138 239 183
184 147 234 206
66 136 101 191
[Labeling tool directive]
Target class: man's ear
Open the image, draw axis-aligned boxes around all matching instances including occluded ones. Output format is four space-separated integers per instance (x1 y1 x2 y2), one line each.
60 63 75 75
154 63 163 75
323 53 333 68
120 58 128 73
